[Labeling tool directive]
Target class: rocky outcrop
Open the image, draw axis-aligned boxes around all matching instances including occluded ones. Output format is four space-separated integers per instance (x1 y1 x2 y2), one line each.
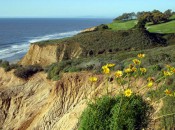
0 68 165 130
81 27 97 33
0 68 113 130
19 44 58 66
19 43 82 67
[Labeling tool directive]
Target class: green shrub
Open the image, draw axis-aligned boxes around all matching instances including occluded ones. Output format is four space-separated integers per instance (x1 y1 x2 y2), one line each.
78 95 152 130
78 96 116 130
97 24 109 30
110 95 152 130
14 65 43 79
0 60 9 68
0 60 20 72
46 60 72 80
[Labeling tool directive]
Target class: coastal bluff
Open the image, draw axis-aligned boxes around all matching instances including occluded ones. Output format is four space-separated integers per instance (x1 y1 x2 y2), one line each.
19 43 82 67
19 28 166 67
0 68 162 129
0 68 113 130
0 28 169 129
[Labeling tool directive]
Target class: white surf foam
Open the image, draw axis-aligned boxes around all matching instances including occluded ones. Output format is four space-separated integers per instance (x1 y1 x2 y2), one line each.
0 30 80 60
29 30 80 43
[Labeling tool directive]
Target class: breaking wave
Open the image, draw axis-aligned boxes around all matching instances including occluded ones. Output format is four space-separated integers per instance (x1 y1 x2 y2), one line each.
0 30 80 60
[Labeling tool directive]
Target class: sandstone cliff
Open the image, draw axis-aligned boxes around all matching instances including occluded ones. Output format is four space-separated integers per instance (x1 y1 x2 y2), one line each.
0 68 113 130
0 67 164 130
19 44 58 66
19 43 82 67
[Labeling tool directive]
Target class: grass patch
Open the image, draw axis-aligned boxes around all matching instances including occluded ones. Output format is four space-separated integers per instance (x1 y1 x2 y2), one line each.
170 14 175 20
108 16 175 34
108 20 137 30
147 20 175 34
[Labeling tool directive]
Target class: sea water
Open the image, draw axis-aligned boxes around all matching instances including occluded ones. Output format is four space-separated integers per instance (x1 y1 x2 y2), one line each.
0 18 111 61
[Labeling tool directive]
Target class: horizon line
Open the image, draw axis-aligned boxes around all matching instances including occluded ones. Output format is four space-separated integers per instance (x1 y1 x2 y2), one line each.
0 17 113 19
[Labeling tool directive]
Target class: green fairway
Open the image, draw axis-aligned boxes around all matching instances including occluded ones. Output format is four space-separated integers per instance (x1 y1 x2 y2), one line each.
108 16 175 34
147 20 175 33
170 14 175 20
108 20 137 30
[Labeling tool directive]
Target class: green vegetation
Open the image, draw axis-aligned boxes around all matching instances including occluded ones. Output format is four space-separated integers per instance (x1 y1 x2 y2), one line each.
147 20 175 33
14 65 43 79
36 29 166 61
170 14 175 20
0 60 19 72
109 10 175 33
78 95 152 130
46 42 175 80
78 51 175 129
109 19 175 33
108 20 137 30
45 59 83 80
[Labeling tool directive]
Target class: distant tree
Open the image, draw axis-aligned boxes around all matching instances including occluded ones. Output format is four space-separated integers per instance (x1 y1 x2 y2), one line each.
136 11 146 18
152 12 168 24
152 9 161 13
129 12 136 19
138 12 153 22
164 9 173 19
114 12 136 21
137 10 168 24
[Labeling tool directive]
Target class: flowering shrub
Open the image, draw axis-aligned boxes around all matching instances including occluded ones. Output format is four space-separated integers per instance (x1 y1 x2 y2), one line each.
79 53 175 129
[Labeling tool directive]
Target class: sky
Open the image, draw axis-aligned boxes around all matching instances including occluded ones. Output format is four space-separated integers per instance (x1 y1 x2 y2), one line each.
0 0 175 18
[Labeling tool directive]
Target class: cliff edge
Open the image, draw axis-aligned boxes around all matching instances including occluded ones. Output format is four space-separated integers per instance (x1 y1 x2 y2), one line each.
0 68 112 130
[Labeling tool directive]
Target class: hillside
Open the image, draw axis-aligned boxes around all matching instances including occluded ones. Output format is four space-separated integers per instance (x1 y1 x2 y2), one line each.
108 15 175 34
20 28 166 66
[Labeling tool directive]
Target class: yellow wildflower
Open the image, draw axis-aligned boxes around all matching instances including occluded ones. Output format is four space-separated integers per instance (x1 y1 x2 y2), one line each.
115 70 123 78
173 69 175 73
137 53 145 58
147 77 155 82
133 59 141 65
131 67 137 72
163 71 172 76
140 68 147 73
166 64 171 68
129 64 137 72
102 65 110 74
166 65 175 73
164 89 172 96
106 63 115 68
89 77 98 82
170 67 175 73
124 68 132 73
147 82 153 87
124 89 132 97
129 64 134 68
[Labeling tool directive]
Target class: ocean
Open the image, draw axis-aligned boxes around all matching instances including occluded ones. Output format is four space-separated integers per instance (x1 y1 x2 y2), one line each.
0 18 111 62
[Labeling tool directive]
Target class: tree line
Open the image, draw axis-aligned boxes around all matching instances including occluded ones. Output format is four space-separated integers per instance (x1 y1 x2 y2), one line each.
114 9 174 25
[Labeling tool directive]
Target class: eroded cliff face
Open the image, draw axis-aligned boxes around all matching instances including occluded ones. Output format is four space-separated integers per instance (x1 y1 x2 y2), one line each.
0 67 165 130
19 43 82 67
0 68 114 130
